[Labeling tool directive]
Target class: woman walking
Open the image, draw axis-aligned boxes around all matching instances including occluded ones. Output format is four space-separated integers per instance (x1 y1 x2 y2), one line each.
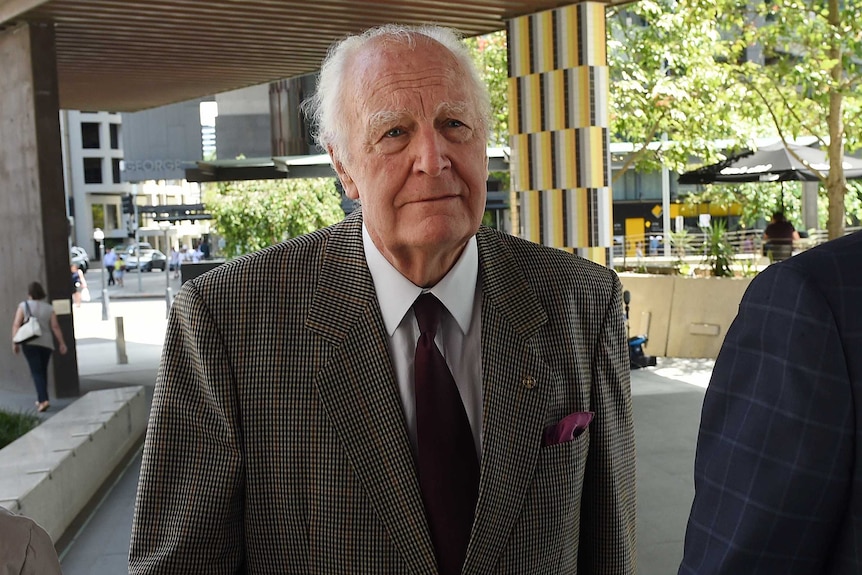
10 282 68 412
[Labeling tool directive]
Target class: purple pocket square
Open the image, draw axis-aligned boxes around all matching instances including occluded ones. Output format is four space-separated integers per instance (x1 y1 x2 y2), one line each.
542 411 595 447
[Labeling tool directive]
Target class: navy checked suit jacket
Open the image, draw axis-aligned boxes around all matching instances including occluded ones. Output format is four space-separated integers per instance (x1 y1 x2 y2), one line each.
680 231 862 574
129 210 636 574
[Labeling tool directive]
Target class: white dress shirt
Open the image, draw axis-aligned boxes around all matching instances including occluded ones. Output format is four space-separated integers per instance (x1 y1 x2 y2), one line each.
362 224 484 459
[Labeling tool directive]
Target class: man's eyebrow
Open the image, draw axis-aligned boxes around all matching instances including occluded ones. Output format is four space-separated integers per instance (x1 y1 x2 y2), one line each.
435 101 469 118
366 110 406 136
365 101 473 135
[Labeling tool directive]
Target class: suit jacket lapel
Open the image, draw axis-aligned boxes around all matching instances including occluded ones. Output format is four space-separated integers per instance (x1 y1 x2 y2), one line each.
306 212 436 574
465 228 552 573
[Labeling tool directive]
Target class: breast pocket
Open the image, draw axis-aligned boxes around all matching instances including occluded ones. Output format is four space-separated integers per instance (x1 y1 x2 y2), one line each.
534 430 589 517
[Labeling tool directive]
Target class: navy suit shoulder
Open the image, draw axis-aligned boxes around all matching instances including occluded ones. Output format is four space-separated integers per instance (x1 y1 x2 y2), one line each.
774 228 861 285
680 231 862 575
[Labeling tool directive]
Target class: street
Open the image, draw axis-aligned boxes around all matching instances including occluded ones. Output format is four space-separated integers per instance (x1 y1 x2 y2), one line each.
83 262 181 300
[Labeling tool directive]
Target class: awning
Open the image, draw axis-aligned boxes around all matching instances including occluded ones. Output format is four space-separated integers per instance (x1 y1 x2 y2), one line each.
186 148 512 183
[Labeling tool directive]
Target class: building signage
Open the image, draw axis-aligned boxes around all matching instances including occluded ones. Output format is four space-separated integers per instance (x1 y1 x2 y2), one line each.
120 98 204 182
122 159 189 173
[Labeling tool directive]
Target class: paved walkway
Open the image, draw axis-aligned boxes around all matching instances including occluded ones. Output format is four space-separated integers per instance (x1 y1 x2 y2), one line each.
2 296 713 575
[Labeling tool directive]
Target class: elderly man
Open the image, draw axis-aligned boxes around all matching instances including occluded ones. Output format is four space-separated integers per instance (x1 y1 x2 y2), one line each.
130 24 635 574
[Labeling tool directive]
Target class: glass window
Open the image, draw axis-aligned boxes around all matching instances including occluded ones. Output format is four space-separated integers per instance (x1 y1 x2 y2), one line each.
110 123 120 149
83 157 103 184
105 203 119 230
81 123 100 148
112 158 122 183
91 203 105 228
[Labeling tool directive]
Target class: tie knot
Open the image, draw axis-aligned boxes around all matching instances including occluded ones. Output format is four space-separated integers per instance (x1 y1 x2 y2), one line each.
413 293 442 337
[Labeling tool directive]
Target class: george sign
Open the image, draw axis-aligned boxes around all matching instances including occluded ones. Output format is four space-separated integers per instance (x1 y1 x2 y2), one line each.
122 159 190 173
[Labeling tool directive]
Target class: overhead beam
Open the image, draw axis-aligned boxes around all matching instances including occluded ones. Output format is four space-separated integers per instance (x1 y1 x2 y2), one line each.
0 0 47 25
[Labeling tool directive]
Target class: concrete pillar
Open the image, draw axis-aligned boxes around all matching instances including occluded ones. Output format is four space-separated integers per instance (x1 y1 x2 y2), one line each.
507 2 613 265
269 77 310 156
0 22 79 398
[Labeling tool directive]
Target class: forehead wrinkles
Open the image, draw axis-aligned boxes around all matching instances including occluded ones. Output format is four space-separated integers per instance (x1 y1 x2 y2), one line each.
361 66 472 127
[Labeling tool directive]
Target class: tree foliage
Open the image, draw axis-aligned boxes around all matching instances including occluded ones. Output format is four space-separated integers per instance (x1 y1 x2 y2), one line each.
719 0 862 238
608 0 862 237
465 31 509 147
460 11 862 237
204 178 343 259
607 0 768 178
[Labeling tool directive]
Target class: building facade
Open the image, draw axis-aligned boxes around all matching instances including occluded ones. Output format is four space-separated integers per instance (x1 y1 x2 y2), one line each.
61 110 132 257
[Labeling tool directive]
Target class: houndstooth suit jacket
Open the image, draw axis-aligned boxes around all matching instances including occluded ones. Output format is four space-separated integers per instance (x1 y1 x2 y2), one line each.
680 231 862 574
129 209 636 574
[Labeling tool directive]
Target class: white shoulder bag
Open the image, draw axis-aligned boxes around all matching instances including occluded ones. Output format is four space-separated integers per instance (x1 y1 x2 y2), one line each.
13 301 42 344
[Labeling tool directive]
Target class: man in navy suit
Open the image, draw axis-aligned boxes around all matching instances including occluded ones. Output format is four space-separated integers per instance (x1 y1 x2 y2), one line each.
680 230 862 574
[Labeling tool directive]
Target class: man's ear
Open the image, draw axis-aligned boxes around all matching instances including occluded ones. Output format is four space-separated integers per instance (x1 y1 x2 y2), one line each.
329 147 359 200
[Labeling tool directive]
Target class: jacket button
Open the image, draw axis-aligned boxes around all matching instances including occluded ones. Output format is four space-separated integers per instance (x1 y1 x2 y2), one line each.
522 376 537 389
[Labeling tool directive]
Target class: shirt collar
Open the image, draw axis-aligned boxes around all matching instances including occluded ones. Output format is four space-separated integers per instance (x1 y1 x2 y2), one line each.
362 224 478 337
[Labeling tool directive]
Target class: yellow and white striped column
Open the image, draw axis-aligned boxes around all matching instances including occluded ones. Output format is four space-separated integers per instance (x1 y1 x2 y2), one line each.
507 2 612 265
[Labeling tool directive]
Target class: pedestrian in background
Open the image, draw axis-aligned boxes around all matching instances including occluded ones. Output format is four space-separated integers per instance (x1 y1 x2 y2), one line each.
130 24 635 575
10 281 68 412
170 247 181 279
763 211 799 262
680 231 862 574
114 255 125 287
103 247 117 286
70 264 87 308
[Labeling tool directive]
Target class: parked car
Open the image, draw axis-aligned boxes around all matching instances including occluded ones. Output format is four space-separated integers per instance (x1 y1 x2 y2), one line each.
118 242 153 262
70 246 89 272
123 249 167 272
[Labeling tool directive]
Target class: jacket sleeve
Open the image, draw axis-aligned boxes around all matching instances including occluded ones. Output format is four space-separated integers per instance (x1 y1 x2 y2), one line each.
129 281 245 574
23 520 63 575
679 264 853 574
578 275 638 574
0 510 62 575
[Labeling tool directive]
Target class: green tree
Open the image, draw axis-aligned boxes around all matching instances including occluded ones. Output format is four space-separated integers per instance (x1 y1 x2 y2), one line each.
717 0 862 239
204 178 343 258
607 0 862 237
606 0 768 180
684 181 801 230
465 31 509 147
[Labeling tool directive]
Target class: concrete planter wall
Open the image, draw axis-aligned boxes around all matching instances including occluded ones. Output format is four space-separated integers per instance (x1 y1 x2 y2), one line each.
619 274 753 359
0 386 147 541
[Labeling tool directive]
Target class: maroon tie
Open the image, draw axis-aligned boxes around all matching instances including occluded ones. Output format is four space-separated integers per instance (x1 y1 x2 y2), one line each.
413 293 479 575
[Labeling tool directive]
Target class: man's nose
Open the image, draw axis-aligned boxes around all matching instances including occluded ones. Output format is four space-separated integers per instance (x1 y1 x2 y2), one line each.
413 130 451 176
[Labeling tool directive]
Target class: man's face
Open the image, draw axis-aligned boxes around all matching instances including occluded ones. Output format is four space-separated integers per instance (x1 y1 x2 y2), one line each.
332 36 488 275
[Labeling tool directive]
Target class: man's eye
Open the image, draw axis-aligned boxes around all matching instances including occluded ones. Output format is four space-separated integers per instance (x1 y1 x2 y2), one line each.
384 128 405 138
446 119 465 129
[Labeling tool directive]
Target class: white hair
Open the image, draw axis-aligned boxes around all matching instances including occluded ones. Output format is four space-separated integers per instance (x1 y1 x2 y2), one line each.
301 24 491 163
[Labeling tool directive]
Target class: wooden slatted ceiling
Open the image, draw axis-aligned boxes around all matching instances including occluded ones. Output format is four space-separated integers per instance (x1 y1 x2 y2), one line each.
1 0 601 111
